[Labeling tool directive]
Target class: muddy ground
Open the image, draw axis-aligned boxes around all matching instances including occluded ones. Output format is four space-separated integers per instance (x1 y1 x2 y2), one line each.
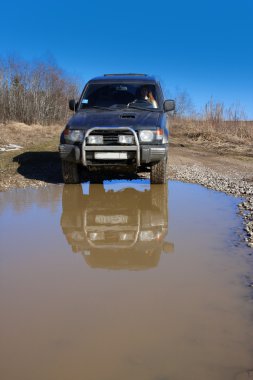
0 122 253 246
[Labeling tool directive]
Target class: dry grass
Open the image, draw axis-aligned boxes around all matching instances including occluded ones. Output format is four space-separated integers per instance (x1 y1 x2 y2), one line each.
0 122 63 147
170 117 253 156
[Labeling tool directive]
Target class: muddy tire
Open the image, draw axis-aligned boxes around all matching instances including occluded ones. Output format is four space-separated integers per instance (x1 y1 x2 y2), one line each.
62 160 80 184
62 184 83 210
151 183 168 212
150 156 168 184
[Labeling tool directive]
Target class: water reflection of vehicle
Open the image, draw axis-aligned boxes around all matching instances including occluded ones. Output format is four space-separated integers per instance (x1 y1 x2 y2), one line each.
61 183 174 270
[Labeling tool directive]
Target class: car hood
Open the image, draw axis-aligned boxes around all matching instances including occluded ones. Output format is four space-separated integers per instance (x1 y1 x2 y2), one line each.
67 110 161 130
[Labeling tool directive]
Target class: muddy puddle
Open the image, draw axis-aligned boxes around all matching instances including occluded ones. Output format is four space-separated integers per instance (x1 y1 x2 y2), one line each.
0 180 253 380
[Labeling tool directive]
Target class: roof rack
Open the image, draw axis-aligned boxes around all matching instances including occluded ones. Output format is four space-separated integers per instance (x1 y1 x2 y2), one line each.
103 73 148 77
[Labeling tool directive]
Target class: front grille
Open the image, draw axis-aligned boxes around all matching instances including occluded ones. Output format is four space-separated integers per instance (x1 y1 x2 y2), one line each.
104 135 118 144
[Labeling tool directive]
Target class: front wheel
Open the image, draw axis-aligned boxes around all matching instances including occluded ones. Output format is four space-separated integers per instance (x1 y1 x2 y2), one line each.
150 156 168 184
62 160 80 184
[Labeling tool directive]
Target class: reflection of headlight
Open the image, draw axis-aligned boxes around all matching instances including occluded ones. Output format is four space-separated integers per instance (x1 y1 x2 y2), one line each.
118 135 134 144
119 232 134 241
65 130 84 143
89 232 105 241
69 231 84 241
139 231 155 241
139 130 154 142
88 135 103 144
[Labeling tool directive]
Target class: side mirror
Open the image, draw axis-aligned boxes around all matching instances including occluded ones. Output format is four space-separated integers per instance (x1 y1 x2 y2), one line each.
163 100 175 112
69 99 77 111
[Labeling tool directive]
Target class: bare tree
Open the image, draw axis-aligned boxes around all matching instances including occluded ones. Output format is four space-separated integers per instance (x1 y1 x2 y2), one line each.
0 55 78 125
203 97 224 127
174 89 195 118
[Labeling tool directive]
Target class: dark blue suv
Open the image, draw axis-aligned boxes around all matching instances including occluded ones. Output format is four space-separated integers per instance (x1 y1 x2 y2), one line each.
59 74 175 184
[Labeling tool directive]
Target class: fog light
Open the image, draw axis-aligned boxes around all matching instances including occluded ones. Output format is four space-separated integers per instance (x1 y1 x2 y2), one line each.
88 135 103 144
118 135 134 144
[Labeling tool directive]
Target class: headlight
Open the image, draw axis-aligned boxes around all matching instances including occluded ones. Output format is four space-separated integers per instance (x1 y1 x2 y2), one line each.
88 135 103 144
64 129 84 143
139 130 154 142
118 135 134 144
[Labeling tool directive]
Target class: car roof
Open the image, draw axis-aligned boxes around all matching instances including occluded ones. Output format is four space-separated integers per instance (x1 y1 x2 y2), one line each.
88 74 158 83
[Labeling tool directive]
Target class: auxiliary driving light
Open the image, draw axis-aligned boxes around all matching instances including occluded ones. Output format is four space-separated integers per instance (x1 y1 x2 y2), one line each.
87 135 103 144
118 135 134 144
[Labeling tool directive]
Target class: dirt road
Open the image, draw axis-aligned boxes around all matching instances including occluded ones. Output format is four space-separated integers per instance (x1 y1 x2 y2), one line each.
0 122 252 191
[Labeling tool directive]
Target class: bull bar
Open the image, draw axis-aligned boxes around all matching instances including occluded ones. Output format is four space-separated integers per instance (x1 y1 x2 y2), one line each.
82 127 140 166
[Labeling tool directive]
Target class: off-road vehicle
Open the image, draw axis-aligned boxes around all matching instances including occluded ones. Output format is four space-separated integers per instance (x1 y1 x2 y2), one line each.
59 74 175 184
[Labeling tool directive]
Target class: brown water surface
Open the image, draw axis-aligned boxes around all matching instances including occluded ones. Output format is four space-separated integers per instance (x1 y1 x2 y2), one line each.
0 181 252 380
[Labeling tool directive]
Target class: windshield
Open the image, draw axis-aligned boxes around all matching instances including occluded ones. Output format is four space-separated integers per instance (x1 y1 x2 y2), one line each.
79 83 160 110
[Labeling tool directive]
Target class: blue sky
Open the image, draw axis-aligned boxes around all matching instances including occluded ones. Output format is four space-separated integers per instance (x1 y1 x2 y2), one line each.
0 0 252 118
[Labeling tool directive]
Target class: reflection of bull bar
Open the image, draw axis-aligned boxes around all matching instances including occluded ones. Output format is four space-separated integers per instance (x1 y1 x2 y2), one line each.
84 209 141 249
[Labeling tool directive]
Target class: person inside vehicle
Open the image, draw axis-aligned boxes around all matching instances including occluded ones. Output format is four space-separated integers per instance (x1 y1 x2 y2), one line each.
139 86 158 108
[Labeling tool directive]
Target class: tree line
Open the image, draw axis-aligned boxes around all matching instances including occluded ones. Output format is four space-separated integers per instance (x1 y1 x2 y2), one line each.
0 55 248 126
0 56 78 125
172 89 247 123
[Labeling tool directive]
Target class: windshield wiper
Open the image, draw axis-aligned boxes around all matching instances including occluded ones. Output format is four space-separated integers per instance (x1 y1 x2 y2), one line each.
89 106 114 111
127 105 159 112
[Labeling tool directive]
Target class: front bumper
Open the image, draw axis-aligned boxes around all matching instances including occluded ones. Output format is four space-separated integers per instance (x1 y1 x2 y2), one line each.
59 143 168 166
141 145 168 164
